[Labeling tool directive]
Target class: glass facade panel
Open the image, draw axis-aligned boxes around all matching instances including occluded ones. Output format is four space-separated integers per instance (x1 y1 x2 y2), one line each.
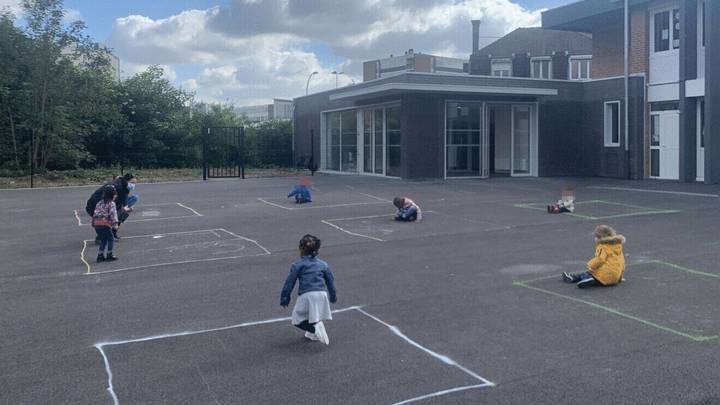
363 111 372 173
651 115 660 146
512 107 530 174
651 149 660 177
655 11 670 52
374 108 384 174
446 102 482 177
341 110 357 172
385 106 401 177
672 9 680 49
326 112 341 171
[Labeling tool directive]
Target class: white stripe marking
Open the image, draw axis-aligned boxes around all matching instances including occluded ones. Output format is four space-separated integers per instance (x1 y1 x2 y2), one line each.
258 197 386 210
73 209 83 226
95 345 120 405
320 220 385 242
392 384 493 405
587 186 719 198
257 197 293 210
356 308 494 386
84 229 271 275
176 202 204 216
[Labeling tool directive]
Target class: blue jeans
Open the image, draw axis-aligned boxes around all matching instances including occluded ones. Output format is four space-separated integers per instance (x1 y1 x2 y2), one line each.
95 226 114 253
570 271 594 282
127 194 138 207
395 207 418 221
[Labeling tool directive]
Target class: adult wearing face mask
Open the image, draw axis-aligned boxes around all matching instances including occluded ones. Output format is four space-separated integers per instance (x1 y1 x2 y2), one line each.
110 173 139 240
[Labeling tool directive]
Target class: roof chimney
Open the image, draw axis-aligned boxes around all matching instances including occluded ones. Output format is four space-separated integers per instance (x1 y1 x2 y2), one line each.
471 20 481 53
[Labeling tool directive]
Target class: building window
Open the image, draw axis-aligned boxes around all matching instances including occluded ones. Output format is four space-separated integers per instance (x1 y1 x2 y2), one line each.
531 57 552 79
604 101 620 147
385 106 401 177
446 102 482 177
654 9 680 52
651 114 660 177
491 59 512 77
569 56 591 80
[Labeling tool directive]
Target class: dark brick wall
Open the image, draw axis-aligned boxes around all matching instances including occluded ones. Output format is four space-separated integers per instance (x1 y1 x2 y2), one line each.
512 54 531 78
469 54 491 75
580 76 645 179
552 52 569 80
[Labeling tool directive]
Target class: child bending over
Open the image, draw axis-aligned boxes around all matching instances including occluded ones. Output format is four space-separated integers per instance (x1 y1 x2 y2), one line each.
287 178 313 204
562 225 626 288
393 197 422 222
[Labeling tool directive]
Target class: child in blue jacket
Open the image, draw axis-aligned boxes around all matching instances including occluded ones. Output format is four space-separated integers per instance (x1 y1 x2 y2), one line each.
287 178 312 204
280 234 337 345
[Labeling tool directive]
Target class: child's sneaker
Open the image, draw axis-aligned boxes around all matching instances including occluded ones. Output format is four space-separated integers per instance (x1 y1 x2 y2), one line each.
577 278 597 289
105 253 118 261
561 272 574 283
96 254 105 263
304 332 319 341
314 322 329 345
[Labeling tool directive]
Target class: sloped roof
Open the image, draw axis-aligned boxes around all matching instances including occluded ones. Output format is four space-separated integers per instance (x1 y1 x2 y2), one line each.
477 27 592 58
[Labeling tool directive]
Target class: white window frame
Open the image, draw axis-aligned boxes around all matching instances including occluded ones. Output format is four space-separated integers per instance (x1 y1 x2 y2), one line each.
491 59 512 77
604 101 621 147
651 6 681 54
568 55 592 80
530 57 552 79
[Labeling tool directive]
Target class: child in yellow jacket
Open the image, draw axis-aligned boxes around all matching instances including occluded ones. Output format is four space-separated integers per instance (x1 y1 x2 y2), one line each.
562 225 626 288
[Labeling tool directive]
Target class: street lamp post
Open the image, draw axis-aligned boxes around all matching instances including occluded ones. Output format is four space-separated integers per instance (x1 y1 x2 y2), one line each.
331 70 344 88
305 71 318 95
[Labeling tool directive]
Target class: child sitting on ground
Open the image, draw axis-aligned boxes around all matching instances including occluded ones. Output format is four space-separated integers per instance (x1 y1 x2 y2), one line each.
562 225 626 288
287 177 313 204
393 197 422 222
280 234 337 345
92 185 119 263
548 187 575 213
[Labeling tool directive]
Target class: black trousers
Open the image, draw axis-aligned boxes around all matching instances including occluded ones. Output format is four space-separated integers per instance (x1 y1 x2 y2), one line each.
294 320 316 334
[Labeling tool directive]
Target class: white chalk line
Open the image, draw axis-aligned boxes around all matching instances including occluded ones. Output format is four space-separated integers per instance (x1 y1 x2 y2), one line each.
392 384 493 405
326 211 437 222
97 306 362 347
176 202 204 217
587 186 719 198
74 202 203 226
356 308 494 387
258 197 387 210
83 228 271 275
95 345 120 405
81 240 91 274
320 220 385 242
95 306 493 404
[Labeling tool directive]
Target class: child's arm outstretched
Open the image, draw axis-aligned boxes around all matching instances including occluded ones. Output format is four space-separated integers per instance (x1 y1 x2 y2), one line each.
322 267 337 303
287 187 299 198
280 263 301 307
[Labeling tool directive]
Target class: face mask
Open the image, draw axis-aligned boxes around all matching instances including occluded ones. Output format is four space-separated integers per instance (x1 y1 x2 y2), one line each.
128 182 136 191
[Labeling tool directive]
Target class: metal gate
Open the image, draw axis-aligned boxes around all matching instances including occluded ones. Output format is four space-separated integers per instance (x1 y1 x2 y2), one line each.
203 127 244 179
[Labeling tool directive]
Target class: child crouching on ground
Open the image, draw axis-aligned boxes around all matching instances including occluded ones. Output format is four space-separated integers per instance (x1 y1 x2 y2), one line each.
92 185 119 262
280 234 337 345
393 197 422 222
287 177 313 204
562 225 626 288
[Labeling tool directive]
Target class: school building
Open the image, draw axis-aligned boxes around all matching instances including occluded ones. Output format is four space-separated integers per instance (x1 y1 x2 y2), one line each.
292 0 719 183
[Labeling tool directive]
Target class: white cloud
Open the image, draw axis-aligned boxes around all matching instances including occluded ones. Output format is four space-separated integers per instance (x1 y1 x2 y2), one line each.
0 0 21 17
108 0 542 105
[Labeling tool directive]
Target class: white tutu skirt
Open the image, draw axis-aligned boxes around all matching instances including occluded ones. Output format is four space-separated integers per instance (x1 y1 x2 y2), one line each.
291 291 332 325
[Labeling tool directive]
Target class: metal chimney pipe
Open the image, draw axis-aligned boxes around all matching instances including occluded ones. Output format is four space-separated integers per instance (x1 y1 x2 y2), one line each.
471 20 481 53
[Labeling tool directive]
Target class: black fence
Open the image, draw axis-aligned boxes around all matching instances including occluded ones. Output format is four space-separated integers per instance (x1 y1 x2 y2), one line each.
203 127 244 179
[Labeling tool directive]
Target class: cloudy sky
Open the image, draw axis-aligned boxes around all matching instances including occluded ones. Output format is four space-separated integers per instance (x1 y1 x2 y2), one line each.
2 0 574 106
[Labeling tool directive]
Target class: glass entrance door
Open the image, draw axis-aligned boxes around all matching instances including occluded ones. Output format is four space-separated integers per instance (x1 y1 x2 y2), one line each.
511 105 531 176
445 102 484 178
362 109 385 175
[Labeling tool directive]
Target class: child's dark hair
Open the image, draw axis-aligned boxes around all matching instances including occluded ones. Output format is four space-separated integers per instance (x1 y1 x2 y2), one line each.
122 173 136 181
298 234 321 257
101 185 117 202
393 197 405 209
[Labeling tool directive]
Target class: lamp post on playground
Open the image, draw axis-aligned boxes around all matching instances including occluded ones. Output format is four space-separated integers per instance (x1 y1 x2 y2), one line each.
331 70 344 88
305 71 318 95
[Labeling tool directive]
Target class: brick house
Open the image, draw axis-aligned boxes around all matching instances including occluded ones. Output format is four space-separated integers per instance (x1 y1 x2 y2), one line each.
292 1 718 183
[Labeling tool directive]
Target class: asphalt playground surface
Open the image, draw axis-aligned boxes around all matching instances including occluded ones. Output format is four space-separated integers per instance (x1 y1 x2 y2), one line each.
1 174 719 405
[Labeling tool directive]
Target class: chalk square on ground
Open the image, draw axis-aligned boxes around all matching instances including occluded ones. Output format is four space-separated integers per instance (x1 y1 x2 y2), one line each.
75 202 202 226
258 189 387 210
515 261 719 341
98 308 491 405
83 229 269 275
322 211 494 242
513 200 678 220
